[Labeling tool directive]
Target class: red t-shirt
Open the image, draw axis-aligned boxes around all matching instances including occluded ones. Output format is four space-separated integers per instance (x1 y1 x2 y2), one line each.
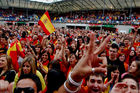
78 86 88 93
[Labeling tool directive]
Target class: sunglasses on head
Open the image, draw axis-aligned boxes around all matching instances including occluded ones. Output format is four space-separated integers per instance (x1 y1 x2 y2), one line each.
14 87 34 93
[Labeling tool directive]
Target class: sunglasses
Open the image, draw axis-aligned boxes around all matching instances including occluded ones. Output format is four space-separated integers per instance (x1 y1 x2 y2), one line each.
14 87 34 93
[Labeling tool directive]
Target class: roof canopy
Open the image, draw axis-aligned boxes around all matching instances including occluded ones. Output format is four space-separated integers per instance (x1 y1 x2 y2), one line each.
0 0 140 13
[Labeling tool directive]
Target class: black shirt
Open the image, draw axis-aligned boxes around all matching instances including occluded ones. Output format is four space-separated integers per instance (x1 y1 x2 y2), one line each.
107 57 125 75
0 69 16 83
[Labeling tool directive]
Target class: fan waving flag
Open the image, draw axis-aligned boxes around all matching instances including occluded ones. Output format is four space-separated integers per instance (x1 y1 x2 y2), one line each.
7 40 18 72
38 11 55 35
7 39 25 72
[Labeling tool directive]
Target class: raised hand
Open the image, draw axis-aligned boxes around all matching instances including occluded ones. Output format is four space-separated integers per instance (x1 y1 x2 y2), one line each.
110 82 127 93
70 33 111 82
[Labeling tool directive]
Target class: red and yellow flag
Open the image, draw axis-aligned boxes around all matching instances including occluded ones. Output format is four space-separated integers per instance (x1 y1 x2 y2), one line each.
16 40 25 58
38 11 55 35
7 39 25 72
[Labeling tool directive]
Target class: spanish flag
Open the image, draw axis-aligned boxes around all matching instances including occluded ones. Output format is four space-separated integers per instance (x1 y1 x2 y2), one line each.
38 11 55 35
7 39 25 72
16 40 25 58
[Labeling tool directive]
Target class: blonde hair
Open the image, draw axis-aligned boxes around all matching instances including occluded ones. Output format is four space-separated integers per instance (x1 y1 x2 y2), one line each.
21 56 36 74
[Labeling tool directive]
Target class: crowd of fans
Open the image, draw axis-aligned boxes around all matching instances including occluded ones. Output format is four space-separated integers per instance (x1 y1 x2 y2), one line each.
0 9 42 21
0 23 139 93
53 11 140 24
0 8 140 25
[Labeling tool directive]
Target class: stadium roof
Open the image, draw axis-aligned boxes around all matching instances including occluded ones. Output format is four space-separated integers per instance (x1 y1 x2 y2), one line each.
0 0 140 13
30 0 63 4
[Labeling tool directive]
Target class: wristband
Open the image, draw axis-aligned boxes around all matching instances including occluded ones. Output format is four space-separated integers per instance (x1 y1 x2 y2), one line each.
68 72 83 87
67 79 77 87
64 81 80 93
92 68 95 73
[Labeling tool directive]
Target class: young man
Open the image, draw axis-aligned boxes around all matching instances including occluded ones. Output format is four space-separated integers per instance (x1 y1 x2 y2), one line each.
107 43 125 75
79 73 104 93
111 74 139 93
14 74 42 93
118 43 126 55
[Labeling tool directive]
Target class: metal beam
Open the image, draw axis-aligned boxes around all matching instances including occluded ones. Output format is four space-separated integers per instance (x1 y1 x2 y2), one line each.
37 2 43 9
41 3 46 9
55 3 62 12
133 0 136 7
42 6 45 10
33 2 37 9
67 2 79 10
46 4 52 10
26 0 29 8
0 0 3 6
60 3 70 10
36 2 40 9
42 3 45 9
74 1 84 10
58 3 65 12
88 0 98 9
36 2 41 9
49 3 58 11
125 0 129 7
65 1 78 10
95 0 103 8
82 0 94 10
50 4 58 12
48 4 54 11
108 0 116 9
100 0 109 9
30 1 34 8
63 4 72 12
69 1 81 9
6 0 9 6
78 0 90 10
24 0 27 8
61 2 75 12
52 3 58 11
55 2 63 12
116 0 122 8
19 0 20 7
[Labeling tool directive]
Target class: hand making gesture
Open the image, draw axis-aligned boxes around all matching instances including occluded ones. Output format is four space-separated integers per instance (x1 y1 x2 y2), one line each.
71 33 111 82
58 33 111 93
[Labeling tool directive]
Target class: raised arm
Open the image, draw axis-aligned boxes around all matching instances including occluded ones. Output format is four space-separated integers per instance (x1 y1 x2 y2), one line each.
58 33 111 93
26 40 36 58
129 28 138 49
